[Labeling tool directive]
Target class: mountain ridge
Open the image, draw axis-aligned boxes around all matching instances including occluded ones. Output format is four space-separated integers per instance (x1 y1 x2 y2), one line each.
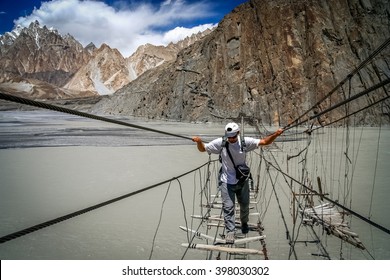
0 21 213 98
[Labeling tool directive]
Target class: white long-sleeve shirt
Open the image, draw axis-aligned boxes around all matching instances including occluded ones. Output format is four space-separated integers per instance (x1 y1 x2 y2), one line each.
205 136 260 184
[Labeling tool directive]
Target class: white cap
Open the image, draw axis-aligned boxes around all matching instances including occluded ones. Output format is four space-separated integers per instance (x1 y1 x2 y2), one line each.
225 122 240 137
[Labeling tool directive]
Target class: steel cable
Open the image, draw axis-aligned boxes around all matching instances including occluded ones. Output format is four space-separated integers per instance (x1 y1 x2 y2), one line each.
0 91 193 141
264 159 390 235
285 37 390 130
0 160 215 244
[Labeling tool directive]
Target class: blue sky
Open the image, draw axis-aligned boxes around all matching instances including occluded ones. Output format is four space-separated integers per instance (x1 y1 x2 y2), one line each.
0 0 247 56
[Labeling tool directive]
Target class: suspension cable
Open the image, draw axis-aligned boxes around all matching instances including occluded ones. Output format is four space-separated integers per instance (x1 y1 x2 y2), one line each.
0 91 193 142
264 159 390 235
311 94 390 131
264 161 298 259
0 160 216 244
149 181 172 260
310 78 390 123
285 77 390 130
180 159 222 260
285 37 390 130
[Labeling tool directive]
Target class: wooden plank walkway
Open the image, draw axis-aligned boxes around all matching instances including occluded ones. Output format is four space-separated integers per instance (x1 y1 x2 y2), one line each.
180 188 267 259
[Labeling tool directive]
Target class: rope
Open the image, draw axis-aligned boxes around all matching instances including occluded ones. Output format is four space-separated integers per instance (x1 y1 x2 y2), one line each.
176 177 190 244
368 113 382 219
0 160 214 244
285 37 390 130
0 91 193 142
149 181 172 260
311 78 390 123
264 161 298 259
180 159 222 260
264 159 390 235
285 77 390 130
311 94 390 131
261 138 328 260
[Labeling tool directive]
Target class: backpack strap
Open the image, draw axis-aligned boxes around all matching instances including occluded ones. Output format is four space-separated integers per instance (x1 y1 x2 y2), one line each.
225 142 237 167
219 135 246 161
220 136 246 163
240 136 246 152
222 136 227 148
219 136 227 163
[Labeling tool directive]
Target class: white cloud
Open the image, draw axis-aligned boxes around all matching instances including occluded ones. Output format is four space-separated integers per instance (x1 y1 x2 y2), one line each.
162 24 216 45
14 0 217 57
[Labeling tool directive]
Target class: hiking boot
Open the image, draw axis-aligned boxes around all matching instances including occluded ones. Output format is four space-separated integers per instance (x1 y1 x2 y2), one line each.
225 232 235 244
241 222 249 234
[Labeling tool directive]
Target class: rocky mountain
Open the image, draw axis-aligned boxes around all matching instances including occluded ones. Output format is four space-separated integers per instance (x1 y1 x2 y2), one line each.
127 43 179 80
92 0 390 125
65 30 214 96
127 29 214 79
0 21 97 100
63 44 131 95
0 21 213 98
0 20 90 87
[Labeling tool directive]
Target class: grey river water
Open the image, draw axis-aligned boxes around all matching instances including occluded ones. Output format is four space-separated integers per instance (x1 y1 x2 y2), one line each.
0 110 389 260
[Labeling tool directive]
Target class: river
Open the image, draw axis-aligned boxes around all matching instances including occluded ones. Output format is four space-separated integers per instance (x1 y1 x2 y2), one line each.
0 110 389 260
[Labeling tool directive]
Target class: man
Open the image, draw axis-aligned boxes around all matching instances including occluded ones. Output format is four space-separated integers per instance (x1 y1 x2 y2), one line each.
192 122 283 244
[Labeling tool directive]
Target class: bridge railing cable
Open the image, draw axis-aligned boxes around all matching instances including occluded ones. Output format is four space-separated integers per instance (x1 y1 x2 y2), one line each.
0 91 193 142
284 37 390 130
264 159 390 236
284 77 390 131
0 160 217 244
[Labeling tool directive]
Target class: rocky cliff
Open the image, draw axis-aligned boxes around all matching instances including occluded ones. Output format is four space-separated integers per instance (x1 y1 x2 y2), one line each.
92 0 390 125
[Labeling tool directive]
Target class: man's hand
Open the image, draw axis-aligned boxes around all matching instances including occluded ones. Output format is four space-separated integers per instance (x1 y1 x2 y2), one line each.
192 136 202 143
259 128 284 146
275 128 284 136
192 136 206 152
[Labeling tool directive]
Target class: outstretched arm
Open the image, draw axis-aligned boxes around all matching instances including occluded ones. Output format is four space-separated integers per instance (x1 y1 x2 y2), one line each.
192 136 206 152
259 128 284 146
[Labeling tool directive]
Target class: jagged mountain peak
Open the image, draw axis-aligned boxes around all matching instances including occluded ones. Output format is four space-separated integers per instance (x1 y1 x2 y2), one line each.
0 16 211 100
85 42 97 54
0 18 93 99
0 25 24 46
167 27 214 50
64 42 129 95
12 21 59 41
127 27 214 80
99 43 111 50
0 19 93 99
95 43 123 56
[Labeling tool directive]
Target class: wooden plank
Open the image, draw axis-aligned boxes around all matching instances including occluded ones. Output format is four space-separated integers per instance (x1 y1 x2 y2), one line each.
181 243 264 255
180 226 265 245
214 235 266 245
179 226 223 244
208 200 258 205
191 214 222 220
235 235 266 244
202 204 254 210
206 222 258 229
